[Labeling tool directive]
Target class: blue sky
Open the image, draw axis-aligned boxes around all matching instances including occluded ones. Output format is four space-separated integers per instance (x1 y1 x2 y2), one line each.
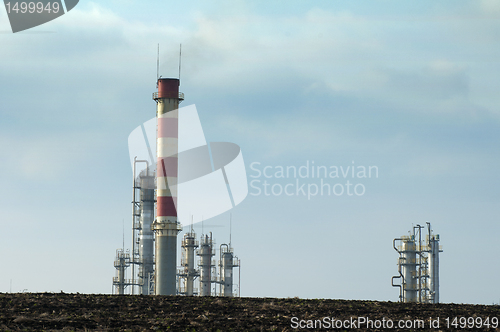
1 0 499 304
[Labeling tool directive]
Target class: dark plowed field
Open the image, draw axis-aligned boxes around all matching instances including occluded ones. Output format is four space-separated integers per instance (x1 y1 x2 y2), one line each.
0 293 499 331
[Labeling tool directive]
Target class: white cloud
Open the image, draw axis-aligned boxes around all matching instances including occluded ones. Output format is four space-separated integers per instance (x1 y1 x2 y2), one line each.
184 8 382 90
0 131 108 182
480 0 500 13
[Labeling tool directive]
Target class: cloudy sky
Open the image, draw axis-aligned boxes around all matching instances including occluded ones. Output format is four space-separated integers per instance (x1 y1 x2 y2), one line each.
1 0 499 304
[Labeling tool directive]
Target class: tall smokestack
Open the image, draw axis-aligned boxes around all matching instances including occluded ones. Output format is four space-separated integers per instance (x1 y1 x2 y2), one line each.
152 78 183 295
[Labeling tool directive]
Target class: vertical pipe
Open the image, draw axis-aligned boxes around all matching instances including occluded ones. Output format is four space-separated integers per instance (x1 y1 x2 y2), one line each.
153 78 182 295
429 235 440 303
181 234 188 295
186 233 196 296
132 158 136 295
417 225 422 303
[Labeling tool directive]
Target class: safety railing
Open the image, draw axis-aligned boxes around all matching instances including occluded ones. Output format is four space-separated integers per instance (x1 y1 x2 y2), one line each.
152 92 184 100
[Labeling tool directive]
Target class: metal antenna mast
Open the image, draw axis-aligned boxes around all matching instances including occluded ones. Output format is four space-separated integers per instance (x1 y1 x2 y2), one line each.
178 44 182 80
157 44 160 81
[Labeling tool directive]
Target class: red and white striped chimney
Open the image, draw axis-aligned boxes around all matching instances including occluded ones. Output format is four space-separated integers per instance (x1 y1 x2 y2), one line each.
156 78 180 222
153 78 183 295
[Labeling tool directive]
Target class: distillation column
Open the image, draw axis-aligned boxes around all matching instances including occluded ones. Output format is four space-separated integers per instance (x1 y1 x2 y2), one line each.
138 170 155 295
219 244 239 297
152 78 183 295
197 233 214 296
113 249 131 295
402 237 417 302
180 231 199 296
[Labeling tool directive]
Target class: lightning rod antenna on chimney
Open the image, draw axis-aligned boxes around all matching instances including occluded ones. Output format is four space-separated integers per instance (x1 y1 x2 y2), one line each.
178 44 182 80
157 43 160 81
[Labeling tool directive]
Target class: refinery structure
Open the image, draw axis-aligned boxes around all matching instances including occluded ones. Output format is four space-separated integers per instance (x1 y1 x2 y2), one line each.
112 77 240 296
392 222 442 303
110 60 445 302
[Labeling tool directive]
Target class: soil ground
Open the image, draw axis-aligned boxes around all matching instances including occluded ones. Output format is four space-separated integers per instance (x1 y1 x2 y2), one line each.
0 293 499 331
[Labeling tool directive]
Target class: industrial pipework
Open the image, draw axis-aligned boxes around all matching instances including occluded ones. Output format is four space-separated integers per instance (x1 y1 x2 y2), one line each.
152 78 184 295
392 222 442 303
